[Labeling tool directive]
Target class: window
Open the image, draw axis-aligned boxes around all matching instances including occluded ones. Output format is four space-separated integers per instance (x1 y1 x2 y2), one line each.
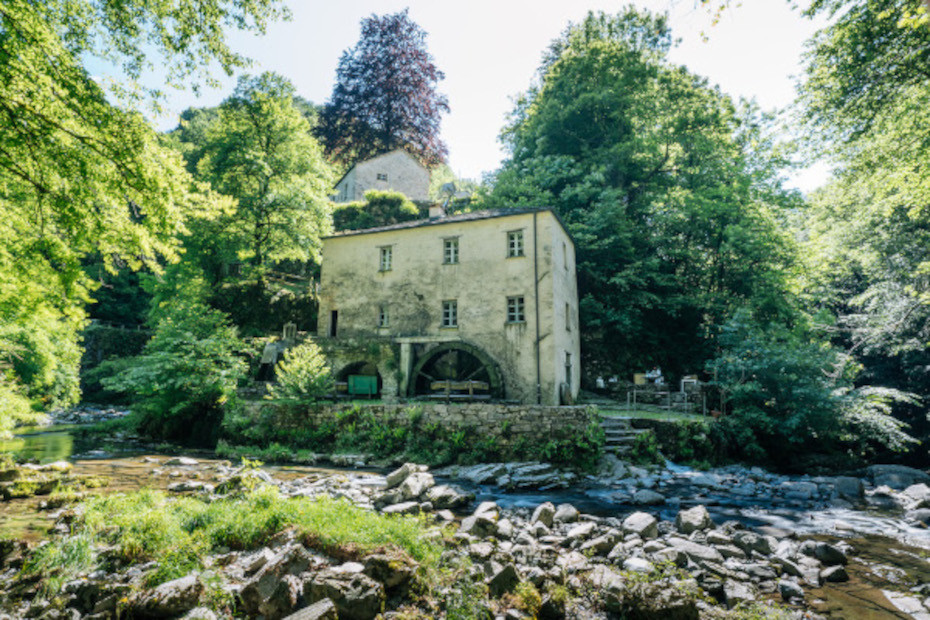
379 306 389 328
563 241 568 270
565 303 571 331
379 246 392 271
376 173 388 181
442 300 458 327
507 230 524 257
507 296 525 323
443 237 459 264
329 310 338 338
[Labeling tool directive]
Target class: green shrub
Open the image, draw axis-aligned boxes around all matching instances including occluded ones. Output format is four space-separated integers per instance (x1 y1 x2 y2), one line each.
629 430 661 464
269 340 334 401
104 298 246 445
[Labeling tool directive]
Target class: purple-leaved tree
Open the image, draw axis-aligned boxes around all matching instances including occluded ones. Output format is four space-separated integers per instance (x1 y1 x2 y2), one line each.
318 9 449 168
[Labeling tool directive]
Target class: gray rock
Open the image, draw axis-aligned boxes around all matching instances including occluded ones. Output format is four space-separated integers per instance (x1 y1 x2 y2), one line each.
164 457 199 466
723 580 755 609
281 599 338 620
531 502 556 527
565 521 596 543
487 564 520 596
553 503 579 523
132 574 203 617
474 501 500 519
181 607 218 620
632 489 665 505
240 547 315 618
496 518 514 540
398 472 434 501
424 484 471 509
306 571 384 620
385 463 417 489
820 565 849 583
813 542 847 566
380 501 420 515
586 565 625 612
167 480 213 493
778 579 804 601
867 464 930 490
668 538 724 564
732 531 776 556
580 533 621 556
459 514 497 538
675 505 713 534
622 511 658 540
362 553 417 590
832 476 864 501
622 557 654 573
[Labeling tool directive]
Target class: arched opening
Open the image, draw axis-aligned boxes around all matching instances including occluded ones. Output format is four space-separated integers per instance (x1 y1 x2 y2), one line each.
336 361 382 398
408 342 504 400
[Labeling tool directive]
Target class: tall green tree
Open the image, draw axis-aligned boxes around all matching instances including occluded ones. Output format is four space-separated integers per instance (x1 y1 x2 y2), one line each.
488 8 797 377
189 73 334 270
0 0 285 422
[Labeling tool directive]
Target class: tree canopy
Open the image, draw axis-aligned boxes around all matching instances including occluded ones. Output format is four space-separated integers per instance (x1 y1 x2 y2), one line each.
0 0 285 427
488 9 797 377
317 9 449 168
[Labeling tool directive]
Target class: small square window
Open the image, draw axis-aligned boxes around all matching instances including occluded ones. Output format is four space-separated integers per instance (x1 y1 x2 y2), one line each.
442 300 458 328
507 296 525 323
443 238 459 264
379 246 392 271
376 173 388 181
507 230 524 257
379 306 389 328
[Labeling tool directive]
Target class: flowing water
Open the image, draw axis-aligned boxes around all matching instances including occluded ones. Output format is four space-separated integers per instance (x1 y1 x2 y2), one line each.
4 424 930 618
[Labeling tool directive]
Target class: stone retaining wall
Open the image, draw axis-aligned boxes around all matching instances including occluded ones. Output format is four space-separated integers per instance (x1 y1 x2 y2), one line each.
242 401 595 442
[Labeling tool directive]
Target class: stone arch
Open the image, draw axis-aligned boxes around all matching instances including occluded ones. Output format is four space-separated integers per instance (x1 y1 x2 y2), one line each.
336 361 382 397
407 341 504 399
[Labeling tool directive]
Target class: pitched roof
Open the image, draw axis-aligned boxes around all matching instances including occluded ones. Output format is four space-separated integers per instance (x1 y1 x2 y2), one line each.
332 149 427 190
324 207 575 245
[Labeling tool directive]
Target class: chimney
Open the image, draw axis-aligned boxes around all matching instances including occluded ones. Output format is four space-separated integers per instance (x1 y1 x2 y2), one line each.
428 204 445 220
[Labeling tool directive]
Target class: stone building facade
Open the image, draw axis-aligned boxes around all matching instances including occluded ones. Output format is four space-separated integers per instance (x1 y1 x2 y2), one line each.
333 150 430 203
317 208 581 405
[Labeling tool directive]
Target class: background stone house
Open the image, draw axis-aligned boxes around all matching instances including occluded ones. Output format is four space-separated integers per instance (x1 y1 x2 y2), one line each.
332 149 430 203
316 207 581 405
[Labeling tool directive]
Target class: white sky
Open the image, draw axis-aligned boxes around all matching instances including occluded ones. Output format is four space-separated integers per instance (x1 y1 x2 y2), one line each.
142 0 831 192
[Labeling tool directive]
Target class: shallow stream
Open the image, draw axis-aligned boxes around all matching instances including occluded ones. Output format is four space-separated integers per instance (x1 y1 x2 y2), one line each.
4 424 930 618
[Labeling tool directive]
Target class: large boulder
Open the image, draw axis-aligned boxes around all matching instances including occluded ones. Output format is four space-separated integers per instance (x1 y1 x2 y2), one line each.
487 564 520 597
398 472 434 501
675 506 713 535
531 502 556 528
553 503 580 523
240 547 316 619
132 574 204 617
867 465 930 490
622 512 658 540
668 538 724 565
305 571 384 620
424 484 471 509
632 489 665 505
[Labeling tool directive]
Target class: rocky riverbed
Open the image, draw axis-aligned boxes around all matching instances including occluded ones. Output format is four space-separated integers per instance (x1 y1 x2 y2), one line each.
1 453 929 619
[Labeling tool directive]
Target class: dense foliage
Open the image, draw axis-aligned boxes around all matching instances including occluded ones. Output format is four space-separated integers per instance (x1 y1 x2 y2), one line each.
105 294 246 444
318 9 449 167
487 9 797 378
332 190 421 232
0 0 285 427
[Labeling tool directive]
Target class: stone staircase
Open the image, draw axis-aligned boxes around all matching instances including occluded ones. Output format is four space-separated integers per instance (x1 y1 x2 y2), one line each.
601 416 649 457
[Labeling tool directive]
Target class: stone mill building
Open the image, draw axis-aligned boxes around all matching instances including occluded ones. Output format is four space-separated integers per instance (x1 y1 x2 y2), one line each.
316 207 581 405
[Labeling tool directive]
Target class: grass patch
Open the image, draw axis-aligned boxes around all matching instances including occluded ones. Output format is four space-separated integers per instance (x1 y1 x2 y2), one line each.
24 485 443 593
599 406 706 422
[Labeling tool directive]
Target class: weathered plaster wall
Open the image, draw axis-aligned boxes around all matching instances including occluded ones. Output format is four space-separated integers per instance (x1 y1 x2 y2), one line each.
333 150 430 203
319 210 580 404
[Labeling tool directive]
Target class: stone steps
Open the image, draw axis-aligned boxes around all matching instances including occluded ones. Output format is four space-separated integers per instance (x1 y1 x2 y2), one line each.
600 417 650 455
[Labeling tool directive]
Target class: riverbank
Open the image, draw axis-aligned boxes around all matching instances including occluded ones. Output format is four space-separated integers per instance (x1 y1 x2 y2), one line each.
0 448 929 618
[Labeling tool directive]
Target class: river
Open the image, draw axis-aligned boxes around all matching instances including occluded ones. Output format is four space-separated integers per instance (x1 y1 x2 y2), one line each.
4 424 930 618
